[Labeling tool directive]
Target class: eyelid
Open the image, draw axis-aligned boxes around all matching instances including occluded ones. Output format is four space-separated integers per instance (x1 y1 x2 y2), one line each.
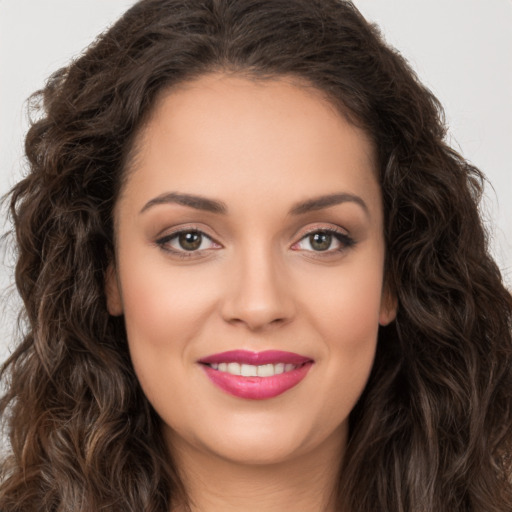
296 223 349 238
291 224 356 253
292 223 350 242
154 225 223 257
153 222 356 258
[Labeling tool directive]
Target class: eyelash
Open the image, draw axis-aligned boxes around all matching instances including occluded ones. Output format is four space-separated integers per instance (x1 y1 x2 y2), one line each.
155 226 220 259
155 226 356 259
292 227 356 254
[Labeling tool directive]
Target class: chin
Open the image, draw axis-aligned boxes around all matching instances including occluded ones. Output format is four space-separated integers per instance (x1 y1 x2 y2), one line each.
165 412 348 468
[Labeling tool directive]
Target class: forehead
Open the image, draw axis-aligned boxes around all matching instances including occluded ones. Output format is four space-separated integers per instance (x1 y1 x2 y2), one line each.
119 73 381 218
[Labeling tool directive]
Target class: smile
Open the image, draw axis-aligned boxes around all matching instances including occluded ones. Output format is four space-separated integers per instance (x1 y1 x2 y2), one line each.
208 362 300 377
198 350 314 400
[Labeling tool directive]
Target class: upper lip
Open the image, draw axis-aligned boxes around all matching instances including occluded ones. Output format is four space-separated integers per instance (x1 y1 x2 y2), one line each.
198 350 313 366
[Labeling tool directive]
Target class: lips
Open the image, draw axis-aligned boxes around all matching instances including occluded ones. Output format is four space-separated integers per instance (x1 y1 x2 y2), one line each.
200 350 311 366
198 350 314 400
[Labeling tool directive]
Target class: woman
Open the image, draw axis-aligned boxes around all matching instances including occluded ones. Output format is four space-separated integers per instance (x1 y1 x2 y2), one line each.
1 0 511 510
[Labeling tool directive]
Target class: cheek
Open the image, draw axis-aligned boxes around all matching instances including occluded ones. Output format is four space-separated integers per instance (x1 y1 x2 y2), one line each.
118 259 220 382
300 254 385 345
299 254 384 406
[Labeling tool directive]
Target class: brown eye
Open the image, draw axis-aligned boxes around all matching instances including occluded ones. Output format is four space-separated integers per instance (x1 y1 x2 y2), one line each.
309 232 332 251
156 229 221 255
178 231 203 251
292 228 355 254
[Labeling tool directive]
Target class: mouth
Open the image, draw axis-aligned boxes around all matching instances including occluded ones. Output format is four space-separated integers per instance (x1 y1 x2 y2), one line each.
198 350 314 400
205 361 305 377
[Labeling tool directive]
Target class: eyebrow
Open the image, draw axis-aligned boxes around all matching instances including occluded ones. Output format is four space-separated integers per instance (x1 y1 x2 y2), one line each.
140 191 369 217
289 193 369 217
140 192 228 214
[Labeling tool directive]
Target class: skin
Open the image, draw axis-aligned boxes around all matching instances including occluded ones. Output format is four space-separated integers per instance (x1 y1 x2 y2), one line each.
106 73 396 512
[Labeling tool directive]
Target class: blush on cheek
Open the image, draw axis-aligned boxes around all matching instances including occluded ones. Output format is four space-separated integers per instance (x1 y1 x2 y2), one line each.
121 272 219 386
318 296 382 351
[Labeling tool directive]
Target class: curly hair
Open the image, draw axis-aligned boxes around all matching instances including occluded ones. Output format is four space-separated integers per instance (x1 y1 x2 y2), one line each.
1 0 511 510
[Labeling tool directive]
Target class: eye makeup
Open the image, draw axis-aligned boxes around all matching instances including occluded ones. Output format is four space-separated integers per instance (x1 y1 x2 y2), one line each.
154 223 356 260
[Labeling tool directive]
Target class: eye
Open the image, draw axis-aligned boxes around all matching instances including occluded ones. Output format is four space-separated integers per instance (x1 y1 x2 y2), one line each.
292 228 355 253
156 229 221 255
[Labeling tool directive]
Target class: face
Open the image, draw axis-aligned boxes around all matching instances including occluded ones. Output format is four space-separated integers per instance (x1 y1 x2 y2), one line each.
106 73 396 468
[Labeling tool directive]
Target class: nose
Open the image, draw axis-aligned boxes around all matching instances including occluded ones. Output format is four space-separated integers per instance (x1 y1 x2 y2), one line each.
220 245 296 331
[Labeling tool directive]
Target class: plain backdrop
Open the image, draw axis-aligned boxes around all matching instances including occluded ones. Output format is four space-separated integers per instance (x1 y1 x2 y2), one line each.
1 0 511 365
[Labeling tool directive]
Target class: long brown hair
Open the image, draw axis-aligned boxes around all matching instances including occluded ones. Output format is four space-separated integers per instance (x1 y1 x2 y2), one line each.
1 1 511 510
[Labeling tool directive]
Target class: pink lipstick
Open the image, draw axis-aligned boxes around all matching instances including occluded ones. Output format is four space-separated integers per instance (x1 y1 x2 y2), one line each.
198 350 314 400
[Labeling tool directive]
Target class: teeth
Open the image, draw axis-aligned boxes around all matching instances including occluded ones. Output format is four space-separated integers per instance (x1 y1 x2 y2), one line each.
227 362 240 375
209 362 300 377
241 364 257 376
257 364 274 377
274 363 285 375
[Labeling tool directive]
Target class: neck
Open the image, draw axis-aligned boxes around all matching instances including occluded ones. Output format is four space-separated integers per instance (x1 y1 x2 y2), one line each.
167 428 347 512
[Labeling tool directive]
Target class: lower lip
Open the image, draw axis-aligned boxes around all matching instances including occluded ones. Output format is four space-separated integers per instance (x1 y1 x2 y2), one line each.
201 362 313 400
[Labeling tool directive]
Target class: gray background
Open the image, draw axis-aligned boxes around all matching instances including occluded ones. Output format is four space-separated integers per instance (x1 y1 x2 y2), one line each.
1 0 511 365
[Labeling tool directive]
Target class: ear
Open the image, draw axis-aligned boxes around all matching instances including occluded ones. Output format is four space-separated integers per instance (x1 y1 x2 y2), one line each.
105 263 124 316
379 285 397 326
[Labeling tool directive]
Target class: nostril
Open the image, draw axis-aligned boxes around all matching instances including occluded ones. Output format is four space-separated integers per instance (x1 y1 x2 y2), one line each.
224 312 292 331
219 267 296 329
